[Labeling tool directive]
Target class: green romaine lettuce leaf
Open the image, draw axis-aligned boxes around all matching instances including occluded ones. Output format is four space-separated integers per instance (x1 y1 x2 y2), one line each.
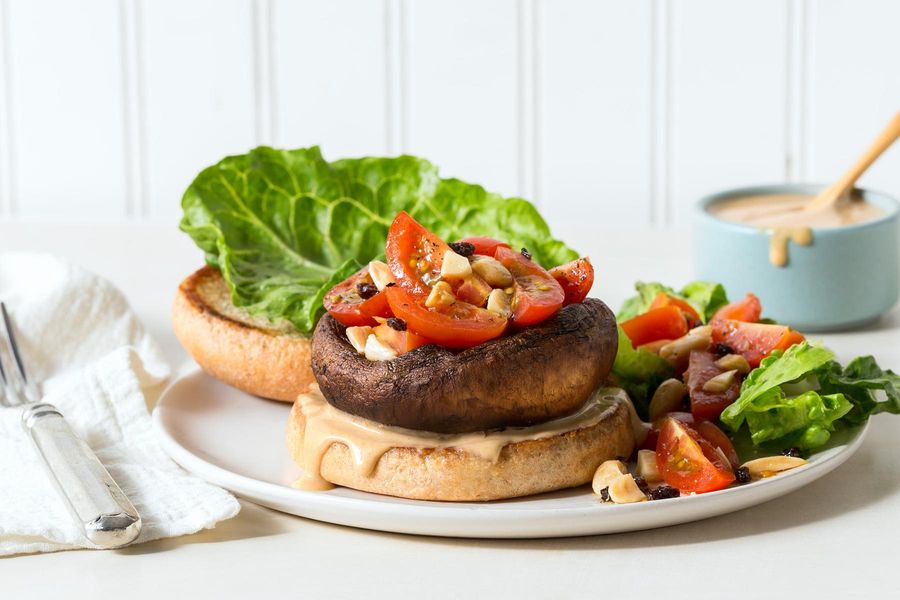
679 281 729 323
616 280 728 324
180 146 578 334
720 342 835 429
720 343 853 450
741 390 852 449
816 356 900 424
610 325 673 419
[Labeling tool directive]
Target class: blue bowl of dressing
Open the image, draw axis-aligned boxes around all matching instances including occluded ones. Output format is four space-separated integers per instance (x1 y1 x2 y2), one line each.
694 184 899 331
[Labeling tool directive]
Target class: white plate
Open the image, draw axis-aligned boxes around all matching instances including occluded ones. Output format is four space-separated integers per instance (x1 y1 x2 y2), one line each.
152 369 868 539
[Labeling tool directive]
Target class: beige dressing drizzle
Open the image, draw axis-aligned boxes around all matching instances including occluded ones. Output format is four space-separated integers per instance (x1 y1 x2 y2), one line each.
293 386 637 491
709 193 884 267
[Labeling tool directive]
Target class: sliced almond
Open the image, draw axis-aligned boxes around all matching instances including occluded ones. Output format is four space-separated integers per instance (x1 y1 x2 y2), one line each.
608 474 648 504
591 460 628 495
364 334 398 362
648 378 688 421
345 326 373 354
486 289 512 318
636 450 663 483
470 255 514 287
440 250 472 280
715 353 751 375
659 327 712 370
425 281 455 309
368 260 395 291
702 369 737 393
741 456 808 479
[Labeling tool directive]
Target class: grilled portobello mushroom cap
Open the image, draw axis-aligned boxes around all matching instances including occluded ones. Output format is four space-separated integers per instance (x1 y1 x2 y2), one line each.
310 298 618 433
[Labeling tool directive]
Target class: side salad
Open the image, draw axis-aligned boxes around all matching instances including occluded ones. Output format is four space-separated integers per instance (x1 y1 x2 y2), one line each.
606 280 900 498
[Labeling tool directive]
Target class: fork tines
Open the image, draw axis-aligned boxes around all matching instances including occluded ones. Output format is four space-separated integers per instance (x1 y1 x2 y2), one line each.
0 302 39 406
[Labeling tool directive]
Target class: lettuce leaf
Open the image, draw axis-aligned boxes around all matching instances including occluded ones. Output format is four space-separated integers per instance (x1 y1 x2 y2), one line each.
616 281 728 323
610 325 673 419
720 343 852 449
181 146 578 334
816 356 900 424
741 390 852 449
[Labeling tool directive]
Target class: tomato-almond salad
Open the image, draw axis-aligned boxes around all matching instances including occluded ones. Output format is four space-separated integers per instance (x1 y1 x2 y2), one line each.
323 211 594 359
592 280 900 504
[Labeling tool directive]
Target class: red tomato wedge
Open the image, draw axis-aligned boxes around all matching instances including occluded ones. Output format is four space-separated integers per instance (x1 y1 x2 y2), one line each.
494 246 565 327
457 236 510 257
549 258 594 305
620 306 689 348
711 320 805 367
385 211 452 297
323 267 391 327
711 293 762 323
384 285 507 349
373 322 431 354
643 412 740 469
656 417 736 493
694 420 740 469
686 350 742 421
649 293 701 328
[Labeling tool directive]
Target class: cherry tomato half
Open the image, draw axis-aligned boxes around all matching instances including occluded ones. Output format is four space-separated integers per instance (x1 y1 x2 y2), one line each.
642 412 739 469
711 293 762 324
711 320 805 367
656 417 736 493
494 246 565 327
620 305 689 348
323 267 391 327
457 236 511 257
549 257 594 305
386 211 452 298
384 285 507 349
649 293 701 328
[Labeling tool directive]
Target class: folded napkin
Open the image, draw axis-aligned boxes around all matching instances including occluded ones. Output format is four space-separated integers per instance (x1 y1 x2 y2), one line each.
0 253 239 556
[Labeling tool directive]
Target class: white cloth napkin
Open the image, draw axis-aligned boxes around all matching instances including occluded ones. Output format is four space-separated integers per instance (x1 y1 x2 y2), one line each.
0 252 239 556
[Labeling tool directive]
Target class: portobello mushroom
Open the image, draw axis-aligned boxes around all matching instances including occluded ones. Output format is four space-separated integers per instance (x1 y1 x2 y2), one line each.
311 298 619 433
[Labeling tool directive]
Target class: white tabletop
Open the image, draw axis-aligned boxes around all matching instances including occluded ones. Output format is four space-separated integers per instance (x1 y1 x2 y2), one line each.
1 222 898 599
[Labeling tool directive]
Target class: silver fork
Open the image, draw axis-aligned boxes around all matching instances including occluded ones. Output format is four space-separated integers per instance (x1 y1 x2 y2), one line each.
0 302 142 548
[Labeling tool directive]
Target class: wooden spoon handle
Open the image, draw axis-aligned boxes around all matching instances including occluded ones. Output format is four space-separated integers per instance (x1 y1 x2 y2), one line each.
806 111 900 211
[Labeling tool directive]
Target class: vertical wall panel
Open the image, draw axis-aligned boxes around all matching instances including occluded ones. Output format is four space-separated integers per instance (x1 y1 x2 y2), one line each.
142 0 257 220
539 0 653 233
0 0 12 217
806 0 900 192
273 0 389 159
669 0 788 225
6 0 126 219
406 0 519 198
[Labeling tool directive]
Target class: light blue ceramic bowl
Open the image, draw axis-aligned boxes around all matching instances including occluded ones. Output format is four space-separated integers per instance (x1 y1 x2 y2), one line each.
694 184 899 331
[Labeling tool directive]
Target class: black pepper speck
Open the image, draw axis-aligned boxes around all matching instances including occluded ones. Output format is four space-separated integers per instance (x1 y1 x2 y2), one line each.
520 247 532 260
735 466 751 484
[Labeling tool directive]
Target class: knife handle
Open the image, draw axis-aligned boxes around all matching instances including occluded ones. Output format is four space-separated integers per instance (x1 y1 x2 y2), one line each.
22 403 142 548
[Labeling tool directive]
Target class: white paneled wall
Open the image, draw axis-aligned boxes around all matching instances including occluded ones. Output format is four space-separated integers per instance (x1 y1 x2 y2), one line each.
0 0 898 228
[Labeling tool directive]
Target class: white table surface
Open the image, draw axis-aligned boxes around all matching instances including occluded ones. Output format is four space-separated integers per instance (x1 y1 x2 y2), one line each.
1 221 898 600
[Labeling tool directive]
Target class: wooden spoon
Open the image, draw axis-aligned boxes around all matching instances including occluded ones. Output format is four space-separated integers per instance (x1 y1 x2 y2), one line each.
805 111 900 211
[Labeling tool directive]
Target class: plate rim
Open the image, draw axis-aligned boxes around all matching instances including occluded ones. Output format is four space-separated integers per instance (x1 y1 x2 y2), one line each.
152 368 870 536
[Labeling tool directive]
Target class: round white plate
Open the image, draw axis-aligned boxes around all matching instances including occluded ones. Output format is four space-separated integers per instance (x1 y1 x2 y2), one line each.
153 369 868 539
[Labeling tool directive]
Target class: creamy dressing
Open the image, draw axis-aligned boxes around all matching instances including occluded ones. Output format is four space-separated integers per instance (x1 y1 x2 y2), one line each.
293 386 637 491
709 193 884 267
